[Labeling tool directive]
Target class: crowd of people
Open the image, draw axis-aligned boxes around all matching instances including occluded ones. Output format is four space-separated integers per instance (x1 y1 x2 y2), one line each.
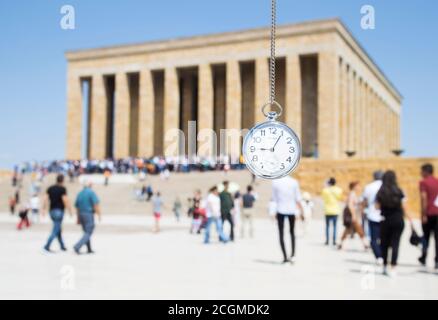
12 155 247 179
10 172 101 255
318 163 438 276
172 161 438 278
6 157 438 278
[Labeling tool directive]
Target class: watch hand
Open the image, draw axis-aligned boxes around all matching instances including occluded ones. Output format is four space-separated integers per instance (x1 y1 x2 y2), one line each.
272 135 282 151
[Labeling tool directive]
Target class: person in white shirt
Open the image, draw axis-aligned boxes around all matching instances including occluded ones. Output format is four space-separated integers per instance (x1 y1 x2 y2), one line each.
362 171 384 264
272 176 303 263
204 186 228 244
29 194 40 223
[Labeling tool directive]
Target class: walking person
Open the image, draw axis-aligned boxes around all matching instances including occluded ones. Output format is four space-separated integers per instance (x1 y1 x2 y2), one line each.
418 163 438 268
29 193 41 224
173 196 182 222
14 189 20 206
204 186 228 244
146 185 153 202
12 172 18 187
272 176 303 263
220 181 235 241
362 171 384 265
376 170 411 276
42 174 72 253
17 205 30 230
190 190 203 234
321 178 343 246
152 192 164 233
241 185 257 238
9 195 16 215
233 192 242 233
103 169 111 186
338 181 369 250
73 182 101 255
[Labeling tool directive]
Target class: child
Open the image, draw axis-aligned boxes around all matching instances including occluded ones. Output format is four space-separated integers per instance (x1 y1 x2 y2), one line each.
152 192 163 233
173 197 182 222
17 206 30 230
104 169 111 186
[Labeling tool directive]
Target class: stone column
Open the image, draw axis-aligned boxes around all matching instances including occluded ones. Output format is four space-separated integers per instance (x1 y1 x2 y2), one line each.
394 109 398 152
285 54 302 140
347 68 354 153
362 83 367 158
388 109 391 152
255 57 269 124
198 64 214 157
360 79 367 158
396 111 401 150
382 103 387 156
354 75 360 156
66 72 83 160
181 75 193 138
387 105 392 156
318 52 340 159
138 69 154 157
378 98 384 158
114 72 130 158
226 60 242 159
374 96 379 158
360 80 367 158
339 61 348 158
365 85 372 158
372 92 378 158
385 104 391 156
163 67 180 153
392 112 396 152
89 74 107 159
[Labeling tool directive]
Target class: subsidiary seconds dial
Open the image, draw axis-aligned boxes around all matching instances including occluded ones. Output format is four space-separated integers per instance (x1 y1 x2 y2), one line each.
243 120 301 179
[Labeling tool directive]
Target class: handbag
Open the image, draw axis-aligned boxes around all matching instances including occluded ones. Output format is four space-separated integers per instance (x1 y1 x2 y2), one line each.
343 206 353 228
409 227 422 247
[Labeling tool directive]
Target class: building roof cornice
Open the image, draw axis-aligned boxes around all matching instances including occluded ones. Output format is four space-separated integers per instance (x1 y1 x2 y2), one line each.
65 18 402 102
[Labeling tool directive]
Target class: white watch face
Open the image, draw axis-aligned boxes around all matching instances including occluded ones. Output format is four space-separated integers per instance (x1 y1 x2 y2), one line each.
243 121 301 179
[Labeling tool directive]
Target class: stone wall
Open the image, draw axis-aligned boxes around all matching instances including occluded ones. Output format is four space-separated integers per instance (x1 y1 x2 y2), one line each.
0 171 11 183
294 158 438 216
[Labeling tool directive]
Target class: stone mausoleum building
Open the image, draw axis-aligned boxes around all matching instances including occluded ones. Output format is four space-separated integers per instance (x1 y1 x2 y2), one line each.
65 18 402 161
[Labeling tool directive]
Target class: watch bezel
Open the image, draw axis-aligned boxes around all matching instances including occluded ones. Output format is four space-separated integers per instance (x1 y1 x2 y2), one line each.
242 120 302 180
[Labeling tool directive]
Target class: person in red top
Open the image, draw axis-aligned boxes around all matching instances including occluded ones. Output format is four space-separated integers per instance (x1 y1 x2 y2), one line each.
419 163 438 268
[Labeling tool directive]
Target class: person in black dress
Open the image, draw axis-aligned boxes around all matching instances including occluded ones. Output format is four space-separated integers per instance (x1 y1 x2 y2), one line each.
376 170 411 276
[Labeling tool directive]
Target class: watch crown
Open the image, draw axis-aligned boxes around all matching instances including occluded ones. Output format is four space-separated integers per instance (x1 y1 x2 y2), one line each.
267 111 278 121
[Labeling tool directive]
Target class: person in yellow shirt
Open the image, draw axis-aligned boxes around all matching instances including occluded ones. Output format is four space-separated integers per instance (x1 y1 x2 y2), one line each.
321 177 343 246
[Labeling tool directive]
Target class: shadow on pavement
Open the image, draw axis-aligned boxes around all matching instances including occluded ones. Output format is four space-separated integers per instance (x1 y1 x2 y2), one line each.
253 259 288 266
345 258 420 268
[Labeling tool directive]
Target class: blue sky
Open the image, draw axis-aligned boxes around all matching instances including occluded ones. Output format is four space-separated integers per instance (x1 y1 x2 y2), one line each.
0 0 437 169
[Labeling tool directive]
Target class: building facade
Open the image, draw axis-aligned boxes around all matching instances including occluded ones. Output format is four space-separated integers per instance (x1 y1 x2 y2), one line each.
65 19 402 160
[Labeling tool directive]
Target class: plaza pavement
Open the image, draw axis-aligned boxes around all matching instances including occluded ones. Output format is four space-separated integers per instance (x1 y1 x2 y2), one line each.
2 171 438 299
1 212 438 300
